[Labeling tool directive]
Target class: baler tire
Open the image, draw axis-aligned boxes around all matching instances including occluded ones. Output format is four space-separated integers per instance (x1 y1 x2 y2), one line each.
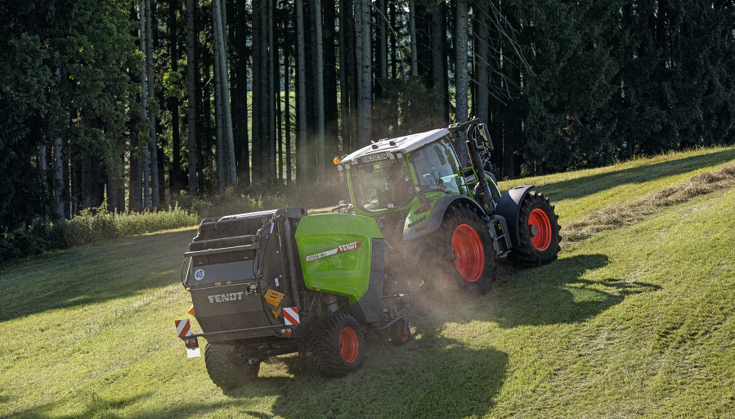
204 342 260 390
509 191 562 266
390 319 411 346
312 313 365 378
418 204 496 294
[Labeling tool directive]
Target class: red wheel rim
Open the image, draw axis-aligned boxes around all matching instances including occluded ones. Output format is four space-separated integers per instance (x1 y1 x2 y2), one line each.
339 327 359 363
529 208 552 251
451 224 484 282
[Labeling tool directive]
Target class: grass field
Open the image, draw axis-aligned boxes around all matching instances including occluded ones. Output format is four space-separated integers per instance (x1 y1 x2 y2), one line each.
2 146 735 418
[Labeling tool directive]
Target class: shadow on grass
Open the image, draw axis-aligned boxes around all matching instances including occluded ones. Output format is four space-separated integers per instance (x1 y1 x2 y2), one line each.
531 148 735 201
0 228 195 322
489 254 661 328
221 334 508 419
407 254 661 332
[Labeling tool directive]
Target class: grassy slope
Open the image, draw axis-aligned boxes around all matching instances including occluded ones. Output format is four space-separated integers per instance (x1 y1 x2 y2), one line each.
1 146 734 418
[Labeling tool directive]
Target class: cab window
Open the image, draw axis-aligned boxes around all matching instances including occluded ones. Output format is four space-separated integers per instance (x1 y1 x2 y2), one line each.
409 138 461 194
350 159 414 212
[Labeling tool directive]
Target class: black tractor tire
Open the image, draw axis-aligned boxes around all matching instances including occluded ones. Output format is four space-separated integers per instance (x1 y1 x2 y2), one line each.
509 191 562 266
312 313 365 378
390 319 411 346
204 342 260 390
416 204 497 293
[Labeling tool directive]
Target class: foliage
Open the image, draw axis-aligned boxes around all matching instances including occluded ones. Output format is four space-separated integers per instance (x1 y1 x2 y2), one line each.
0 0 141 232
64 205 200 246
163 69 185 100
0 221 67 264
0 29 55 231
496 0 735 174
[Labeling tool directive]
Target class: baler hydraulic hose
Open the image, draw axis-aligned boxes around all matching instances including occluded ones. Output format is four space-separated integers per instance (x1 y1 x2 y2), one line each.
283 219 301 311
256 219 275 278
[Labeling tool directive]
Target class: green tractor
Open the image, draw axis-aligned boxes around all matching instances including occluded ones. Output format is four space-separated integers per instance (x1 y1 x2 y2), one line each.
338 118 561 293
175 118 560 389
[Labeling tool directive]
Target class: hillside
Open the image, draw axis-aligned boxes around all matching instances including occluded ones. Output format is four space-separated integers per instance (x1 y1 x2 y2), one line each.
1 146 735 418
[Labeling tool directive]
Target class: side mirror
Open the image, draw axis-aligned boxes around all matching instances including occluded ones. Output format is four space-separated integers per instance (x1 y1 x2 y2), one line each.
477 123 494 151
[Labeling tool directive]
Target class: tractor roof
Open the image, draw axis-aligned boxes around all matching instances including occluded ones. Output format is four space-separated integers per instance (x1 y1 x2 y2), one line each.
341 128 451 165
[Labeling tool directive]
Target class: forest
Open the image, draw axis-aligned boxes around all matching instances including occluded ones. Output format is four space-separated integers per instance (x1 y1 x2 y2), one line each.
1 0 734 233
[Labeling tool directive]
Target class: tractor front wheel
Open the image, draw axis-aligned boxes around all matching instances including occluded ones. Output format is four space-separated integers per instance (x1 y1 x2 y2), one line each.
204 342 260 390
420 204 496 293
510 191 561 266
312 313 365 378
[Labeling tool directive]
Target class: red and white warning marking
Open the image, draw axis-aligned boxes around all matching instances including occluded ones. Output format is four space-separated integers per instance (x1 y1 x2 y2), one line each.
306 241 362 262
283 307 300 325
175 319 201 358
176 319 192 337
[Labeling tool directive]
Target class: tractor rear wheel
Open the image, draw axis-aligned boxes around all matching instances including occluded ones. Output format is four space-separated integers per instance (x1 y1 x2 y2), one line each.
312 313 365 378
510 191 561 266
204 342 260 390
418 204 496 293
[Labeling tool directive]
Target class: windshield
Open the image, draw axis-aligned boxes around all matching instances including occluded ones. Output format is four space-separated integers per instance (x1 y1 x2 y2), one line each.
409 141 462 194
351 159 414 212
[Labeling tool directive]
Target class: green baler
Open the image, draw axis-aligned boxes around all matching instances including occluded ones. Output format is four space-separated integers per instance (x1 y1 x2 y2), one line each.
176 208 409 389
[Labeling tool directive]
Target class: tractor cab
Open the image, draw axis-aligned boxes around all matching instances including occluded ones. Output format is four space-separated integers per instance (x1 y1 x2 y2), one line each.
340 129 472 218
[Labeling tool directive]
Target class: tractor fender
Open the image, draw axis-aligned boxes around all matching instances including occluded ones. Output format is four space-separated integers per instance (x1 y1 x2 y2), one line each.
494 185 535 247
403 194 485 241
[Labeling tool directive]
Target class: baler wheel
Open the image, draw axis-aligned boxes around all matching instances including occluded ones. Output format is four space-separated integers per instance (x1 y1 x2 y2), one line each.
204 342 260 390
509 191 562 266
390 319 411 346
312 313 365 378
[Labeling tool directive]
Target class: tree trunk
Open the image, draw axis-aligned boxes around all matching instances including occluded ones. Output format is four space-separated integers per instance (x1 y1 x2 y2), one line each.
277 36 283 181
285 14 291 183
145 0 159 206
234 0 249 185
268 0 276 183
356 0 371 148
296 0 308 183
377 0 388 138
323 0 339 166
252 0 262 183
107 169 118 212
53 136 64 218
260 0 270 181
475 5 489 125
389 1 396 79
52 68 65 218
218 0 236 186
39 141 48 221
431 4 445 127
186 0 197 196
213 0 226 193
378 0 387 82
339 0 350 153
170 0 181 195
140 5 150 207
409 0 418 77
314 0 325 183
454 0 469 167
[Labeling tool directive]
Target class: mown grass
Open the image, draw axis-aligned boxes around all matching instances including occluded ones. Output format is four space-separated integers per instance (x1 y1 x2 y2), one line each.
1 146 735 418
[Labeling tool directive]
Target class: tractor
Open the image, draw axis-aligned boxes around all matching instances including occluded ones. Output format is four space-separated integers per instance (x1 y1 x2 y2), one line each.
175 118 561 389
